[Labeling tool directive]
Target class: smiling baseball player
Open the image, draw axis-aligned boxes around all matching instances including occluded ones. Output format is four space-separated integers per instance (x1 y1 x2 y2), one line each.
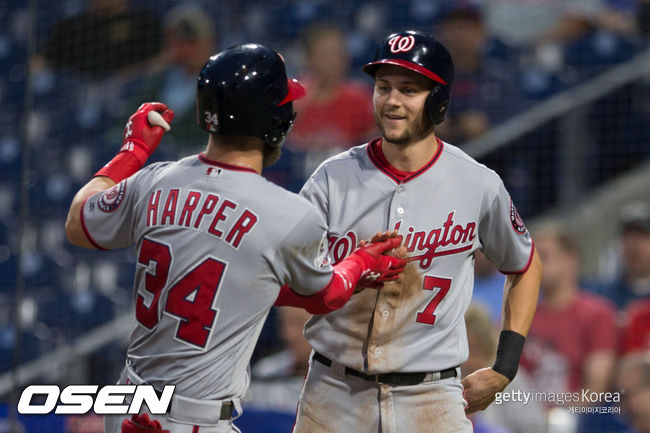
292 31 543 433
65 43 406 433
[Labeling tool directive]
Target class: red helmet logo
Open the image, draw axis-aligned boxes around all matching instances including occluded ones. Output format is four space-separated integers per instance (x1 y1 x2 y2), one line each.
388 35 415 53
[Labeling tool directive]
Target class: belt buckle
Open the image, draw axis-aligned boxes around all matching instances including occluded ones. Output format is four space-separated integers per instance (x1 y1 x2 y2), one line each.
374 375 380 384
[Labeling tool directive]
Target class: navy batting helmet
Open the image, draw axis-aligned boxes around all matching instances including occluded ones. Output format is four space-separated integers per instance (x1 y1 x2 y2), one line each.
363 30 454 125
197 43 306 147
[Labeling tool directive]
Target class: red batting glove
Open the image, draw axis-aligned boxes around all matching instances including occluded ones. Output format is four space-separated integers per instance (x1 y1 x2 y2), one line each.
121 413 170 433
95 102 174 183
350 237 407 287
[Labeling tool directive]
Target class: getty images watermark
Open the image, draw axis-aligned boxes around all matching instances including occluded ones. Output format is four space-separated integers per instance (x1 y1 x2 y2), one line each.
494 389 622 414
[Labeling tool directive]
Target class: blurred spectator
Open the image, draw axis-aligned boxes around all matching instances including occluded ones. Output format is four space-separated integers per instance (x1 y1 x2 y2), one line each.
463 305 545 433
620 298 650 355
435 5 525 144
471 250 506 324
617 352 650 433
590 201 650 309
560 15 640 78
640 0 650 35
288 23 376 172
43 0 161 77
484 0 636 51
124 4 217 153
521 224 618 401
245 307 312 413
485 0 641 99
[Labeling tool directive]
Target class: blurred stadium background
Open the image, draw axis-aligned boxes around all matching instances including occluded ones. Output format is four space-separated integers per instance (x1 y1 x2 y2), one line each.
1 0 649 432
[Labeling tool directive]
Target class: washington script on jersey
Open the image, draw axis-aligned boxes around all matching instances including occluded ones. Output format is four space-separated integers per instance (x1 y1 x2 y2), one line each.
329 211 476 268
145 188 259 249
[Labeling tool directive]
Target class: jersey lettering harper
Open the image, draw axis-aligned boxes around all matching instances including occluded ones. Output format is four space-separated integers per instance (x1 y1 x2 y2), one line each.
300 138 534 373
81 154 333 400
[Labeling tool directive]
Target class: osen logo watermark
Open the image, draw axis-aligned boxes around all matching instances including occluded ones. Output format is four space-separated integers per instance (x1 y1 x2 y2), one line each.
18 384 175 415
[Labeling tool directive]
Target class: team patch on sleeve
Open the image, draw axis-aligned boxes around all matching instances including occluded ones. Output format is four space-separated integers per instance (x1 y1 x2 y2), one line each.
510 199 526 234
98 181 127 213
314 232 330 268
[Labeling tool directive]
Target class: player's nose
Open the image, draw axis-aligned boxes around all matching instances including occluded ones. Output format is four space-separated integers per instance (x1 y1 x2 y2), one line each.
384 88 402 107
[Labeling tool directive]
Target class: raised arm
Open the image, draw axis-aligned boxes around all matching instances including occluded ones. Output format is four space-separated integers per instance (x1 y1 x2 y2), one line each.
65 177 116 248
64 102 174 248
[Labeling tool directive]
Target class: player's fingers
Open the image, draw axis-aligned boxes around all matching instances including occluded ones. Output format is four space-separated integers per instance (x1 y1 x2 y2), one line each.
385 237 402 250
384 263 405 274
137 102 168 114
384 266 400 275
147 102 169 112
385 266 406 277
366 237 398 254
161 108 175 123
371 230 400 244
387 255 407 268
370 231 386 243
385 264 405 273
385 230 400 240
392 245 408 258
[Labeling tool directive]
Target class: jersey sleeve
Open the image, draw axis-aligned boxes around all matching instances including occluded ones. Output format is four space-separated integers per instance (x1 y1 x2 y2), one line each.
478 180 534 274
299 169 329 220
271 206 334 296
80 174 144 250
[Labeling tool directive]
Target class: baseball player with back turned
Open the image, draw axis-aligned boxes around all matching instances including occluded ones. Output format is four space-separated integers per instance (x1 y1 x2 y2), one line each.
65 44 406 433
290 30 543 433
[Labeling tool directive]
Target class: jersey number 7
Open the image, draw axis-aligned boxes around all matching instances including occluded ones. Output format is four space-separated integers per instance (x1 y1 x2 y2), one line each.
416 276 451 326
135 238 226 349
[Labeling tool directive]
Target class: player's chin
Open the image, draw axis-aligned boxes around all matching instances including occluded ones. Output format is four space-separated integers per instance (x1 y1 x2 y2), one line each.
383 130 411 145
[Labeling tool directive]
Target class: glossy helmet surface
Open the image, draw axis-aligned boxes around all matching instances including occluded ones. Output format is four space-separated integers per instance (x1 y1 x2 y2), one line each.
363 30 454 124
197 43 305 147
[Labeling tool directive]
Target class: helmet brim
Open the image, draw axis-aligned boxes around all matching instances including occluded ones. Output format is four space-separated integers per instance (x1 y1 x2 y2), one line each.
278 78 306 106
363 59 447 85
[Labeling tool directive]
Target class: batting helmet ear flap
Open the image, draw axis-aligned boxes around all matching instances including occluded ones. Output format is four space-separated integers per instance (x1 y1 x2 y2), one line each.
426 84 451 125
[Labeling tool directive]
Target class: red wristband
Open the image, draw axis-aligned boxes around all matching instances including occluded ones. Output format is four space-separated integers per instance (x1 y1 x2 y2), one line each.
94 139 150 182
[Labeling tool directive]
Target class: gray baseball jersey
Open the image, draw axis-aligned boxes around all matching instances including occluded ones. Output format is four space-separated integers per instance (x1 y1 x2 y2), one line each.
81 153 333 400
300 138 533 373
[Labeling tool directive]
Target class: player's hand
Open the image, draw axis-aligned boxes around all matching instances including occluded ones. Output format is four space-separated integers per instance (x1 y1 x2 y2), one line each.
461 367 510 414
356 231 407 290
122 413 169 433
352 235 407 289
120 102 175 164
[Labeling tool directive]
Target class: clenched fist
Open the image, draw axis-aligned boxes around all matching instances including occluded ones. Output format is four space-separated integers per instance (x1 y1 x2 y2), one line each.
120 102 175 165
95 102 174 183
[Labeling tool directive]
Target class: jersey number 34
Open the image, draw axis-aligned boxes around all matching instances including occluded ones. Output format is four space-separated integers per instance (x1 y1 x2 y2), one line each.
135 238 226 349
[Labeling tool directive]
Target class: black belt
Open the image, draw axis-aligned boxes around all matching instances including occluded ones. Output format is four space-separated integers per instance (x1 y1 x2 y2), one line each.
219 401 234 420
313 352 457 387
151 387 233 420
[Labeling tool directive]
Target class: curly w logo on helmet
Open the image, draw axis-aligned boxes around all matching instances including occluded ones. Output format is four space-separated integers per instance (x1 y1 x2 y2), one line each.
388 35 415 53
